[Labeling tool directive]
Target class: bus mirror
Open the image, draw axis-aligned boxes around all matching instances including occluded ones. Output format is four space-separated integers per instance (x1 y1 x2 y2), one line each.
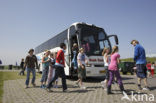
108 35 119 45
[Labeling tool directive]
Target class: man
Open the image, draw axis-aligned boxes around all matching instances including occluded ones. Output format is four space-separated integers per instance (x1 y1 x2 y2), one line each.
131 40 149 90
46 43 68 92
24 49 38 88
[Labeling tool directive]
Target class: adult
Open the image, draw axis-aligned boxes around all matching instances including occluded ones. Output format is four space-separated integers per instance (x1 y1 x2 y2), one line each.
131 40 149 90
24 49 38 88
46 43 68 92
19 58 25 75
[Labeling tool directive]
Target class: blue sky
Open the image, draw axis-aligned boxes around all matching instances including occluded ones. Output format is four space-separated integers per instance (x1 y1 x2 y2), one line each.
0 0 156 65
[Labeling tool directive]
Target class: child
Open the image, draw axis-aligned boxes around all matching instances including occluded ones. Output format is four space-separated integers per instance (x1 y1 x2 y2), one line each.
53 52 59 88
107 46 125 95
40 50 50 88
151 62 155 77
75 48 88 89
101 47 110 90
47 53 55 84
146 61 152 78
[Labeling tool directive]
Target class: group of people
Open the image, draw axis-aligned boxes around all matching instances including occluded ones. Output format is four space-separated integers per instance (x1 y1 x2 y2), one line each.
23 39 151 94
23 43 88 92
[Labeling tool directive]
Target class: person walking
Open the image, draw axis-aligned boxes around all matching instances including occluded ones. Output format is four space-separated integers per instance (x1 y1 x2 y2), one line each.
46 43 68 92
24 49 38 88
146 61 152 78
40 50 50 89
101 47 110 90
19 58 25 75
75 48 88 89
151 62 155 77
107 46 125 95
47 53 55 84
72 43 78 70
131 40 149 90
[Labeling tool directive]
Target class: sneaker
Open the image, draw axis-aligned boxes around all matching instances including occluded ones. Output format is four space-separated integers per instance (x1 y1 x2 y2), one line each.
63 89 70 92
80 86 86 90
74 81 79 87
46 88 53 92
104 88 107 91
138 85 142 90
101 81 105 89
122 91 127 95
32 83 36 87
40 85 45 89
142 87 150 91
25 85 29 89
53 85 58 88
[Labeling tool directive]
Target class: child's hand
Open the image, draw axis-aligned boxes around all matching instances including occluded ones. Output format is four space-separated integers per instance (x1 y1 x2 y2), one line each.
81 65 85 69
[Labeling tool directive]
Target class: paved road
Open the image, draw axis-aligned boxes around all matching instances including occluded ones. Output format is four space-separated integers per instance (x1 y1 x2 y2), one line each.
3 75 156 103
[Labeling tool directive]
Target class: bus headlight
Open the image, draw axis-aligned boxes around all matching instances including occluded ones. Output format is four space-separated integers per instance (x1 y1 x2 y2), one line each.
86 64 92 67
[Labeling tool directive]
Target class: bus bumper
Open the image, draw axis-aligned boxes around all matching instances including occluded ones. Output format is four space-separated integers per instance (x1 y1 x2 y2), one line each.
85 67 106 77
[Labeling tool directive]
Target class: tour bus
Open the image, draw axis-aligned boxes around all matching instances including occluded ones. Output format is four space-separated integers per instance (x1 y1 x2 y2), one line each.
35 22 118 77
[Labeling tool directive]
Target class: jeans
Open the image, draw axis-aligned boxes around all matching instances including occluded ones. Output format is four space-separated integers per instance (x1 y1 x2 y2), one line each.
108 70 123 87
19 68 25 75
47 65 67 91
25 68 36 85
40 66 49 83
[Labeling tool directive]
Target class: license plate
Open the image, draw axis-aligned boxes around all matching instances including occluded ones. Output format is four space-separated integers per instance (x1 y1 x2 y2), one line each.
100 70 105 73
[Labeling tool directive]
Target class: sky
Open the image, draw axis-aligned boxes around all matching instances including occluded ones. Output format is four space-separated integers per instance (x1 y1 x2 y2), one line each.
0 0 156 65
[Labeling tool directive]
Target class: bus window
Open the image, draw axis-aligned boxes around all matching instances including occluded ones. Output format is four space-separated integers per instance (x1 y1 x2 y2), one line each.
80 28 111 56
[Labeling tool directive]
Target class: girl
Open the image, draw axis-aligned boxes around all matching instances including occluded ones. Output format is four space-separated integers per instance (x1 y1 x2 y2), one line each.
151 62 155 77
101 47 110 90
47 53 55 84
53 52 59 88
107 46 125 94
40 50 50 88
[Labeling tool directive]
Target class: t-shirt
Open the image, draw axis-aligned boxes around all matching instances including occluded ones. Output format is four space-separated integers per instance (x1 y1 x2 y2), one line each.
109 53 120 71
25 55 38 68
146 63 151 70
151 64 155 70
77 53 87 66
42 57 50 68
103 54 111 66
50 58 55 65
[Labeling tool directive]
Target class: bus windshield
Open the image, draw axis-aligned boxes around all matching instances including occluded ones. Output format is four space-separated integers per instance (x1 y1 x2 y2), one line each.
80 27 111 56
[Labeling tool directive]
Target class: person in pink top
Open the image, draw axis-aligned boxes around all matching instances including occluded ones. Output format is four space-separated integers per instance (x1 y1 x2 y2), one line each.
107 46 125 95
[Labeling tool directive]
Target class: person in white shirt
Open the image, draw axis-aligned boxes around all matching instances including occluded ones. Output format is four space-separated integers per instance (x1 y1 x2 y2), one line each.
75 48 88 89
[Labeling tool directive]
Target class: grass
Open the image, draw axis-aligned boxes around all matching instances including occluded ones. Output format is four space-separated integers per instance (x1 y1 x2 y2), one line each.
121 57 156 62
0 71 41 103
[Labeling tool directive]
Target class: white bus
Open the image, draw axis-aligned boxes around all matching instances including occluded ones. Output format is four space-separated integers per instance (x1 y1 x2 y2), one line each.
35 22 118 77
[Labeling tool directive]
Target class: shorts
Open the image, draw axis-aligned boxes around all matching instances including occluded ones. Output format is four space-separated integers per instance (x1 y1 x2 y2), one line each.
105 66 109 80
136 64 147 78
78 65 86 79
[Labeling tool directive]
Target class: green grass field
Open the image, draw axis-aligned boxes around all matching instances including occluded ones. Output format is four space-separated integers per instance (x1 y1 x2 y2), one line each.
0 71 41 103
